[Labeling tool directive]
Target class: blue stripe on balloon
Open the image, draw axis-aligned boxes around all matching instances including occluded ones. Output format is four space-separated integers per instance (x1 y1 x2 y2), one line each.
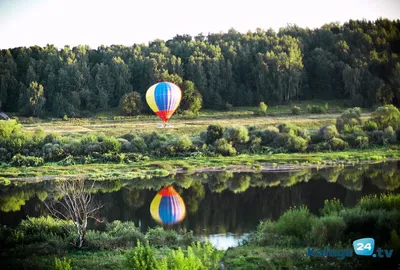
159 196 177 224
155 82 171 111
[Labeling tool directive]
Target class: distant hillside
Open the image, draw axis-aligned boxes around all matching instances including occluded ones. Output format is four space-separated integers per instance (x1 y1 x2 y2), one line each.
0 18 399 117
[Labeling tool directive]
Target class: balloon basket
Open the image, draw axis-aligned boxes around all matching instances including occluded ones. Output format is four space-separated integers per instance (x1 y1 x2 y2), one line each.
157 124 174 129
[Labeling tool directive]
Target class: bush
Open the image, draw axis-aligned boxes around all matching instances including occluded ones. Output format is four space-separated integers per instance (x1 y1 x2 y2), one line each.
145 227 178 247
223 126 249 146
214 138 237 156
18 216 73 243
99 136 121 153
358 193 400 211
336 107 362 131
363 120 379 132
307 105 326 114
371 104 400 129
291 106 301 115
10 154 44 167
256 102 268 116
205 125 225 145
383 126 397 144
273 133 308 152
54 257 72 270
190 241 223 270
167 247 203 270
309 216 346 246
125 241 165 270
275 206 315 241
319 125 339 140
329 137 348 150
320 198 344 216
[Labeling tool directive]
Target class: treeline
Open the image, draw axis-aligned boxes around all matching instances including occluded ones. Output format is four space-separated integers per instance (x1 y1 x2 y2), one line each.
0 18 400 117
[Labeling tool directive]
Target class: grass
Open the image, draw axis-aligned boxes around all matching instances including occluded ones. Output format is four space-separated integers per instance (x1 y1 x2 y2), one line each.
1 148 399 181
15 102 372 137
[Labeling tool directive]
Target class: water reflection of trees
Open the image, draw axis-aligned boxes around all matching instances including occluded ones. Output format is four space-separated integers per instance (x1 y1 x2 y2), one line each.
1 162 399 232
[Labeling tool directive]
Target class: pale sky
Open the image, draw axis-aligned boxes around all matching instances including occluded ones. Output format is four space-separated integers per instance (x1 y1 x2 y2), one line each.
0 0 399 49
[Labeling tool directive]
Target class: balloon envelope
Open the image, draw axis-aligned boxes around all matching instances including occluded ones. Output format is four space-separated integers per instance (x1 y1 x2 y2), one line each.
146 82 182 123
150 185 186 225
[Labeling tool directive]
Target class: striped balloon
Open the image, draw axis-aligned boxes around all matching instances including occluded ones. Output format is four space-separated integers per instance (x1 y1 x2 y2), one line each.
150 185 186 225
146 82 182 123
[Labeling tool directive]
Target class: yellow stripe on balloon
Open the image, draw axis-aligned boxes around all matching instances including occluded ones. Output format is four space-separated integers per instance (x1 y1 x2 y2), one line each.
150 193 162 223
146 84 159 113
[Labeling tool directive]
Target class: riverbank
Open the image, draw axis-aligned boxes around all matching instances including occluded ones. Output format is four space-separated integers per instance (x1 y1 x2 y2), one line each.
1 148 399 182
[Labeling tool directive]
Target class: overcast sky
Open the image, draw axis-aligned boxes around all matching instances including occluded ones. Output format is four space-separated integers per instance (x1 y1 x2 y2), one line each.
0 0 399 49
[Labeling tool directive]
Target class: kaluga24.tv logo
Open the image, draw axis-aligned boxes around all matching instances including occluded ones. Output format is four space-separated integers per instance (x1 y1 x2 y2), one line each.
307 237 393 260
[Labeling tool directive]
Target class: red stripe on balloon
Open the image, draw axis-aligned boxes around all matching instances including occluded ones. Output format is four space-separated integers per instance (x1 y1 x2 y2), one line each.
158 185 179 196
155 110 174 123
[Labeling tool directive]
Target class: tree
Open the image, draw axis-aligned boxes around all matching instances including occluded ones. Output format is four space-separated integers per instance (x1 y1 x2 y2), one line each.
256 102 268 115
18 81 46 116
44 178 103 248
179 80 202 114
120 91 143 116
371 104 400 129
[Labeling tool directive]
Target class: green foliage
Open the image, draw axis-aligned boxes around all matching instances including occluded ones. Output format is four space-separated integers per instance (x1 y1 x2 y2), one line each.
145 227 178 247
358 193 400 211
205 124 225 145
125 241 163 270
120 91 142 116
167 247 204 270
10 154 44 167
19 81 46 117
320 198 344 216
190 241 222 270
223 126 249 146
255 102 268 115
319 125 339 140
99 136 121 153
372 104 400 129
214 138 237 156
363 120 379 131
179 80 203 115
54 257 72 270
329 137 348 151
336 107 362 131
291 106 301 115
275 206 315 241
306 104 326 114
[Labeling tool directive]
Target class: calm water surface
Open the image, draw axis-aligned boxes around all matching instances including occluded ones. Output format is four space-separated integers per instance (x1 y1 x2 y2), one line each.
1 161 399 249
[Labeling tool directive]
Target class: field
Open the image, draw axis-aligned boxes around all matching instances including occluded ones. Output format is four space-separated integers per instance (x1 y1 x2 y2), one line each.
17 100 371 137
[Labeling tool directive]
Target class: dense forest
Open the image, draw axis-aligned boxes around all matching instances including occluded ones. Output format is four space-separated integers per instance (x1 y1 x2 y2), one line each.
0 18 400 117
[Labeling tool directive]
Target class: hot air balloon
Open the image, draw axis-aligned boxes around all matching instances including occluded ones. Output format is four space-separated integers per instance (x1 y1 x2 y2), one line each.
146 82 182 126
150 185 186 225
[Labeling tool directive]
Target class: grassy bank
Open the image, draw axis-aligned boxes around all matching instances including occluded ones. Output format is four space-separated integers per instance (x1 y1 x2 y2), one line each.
1 148 400 181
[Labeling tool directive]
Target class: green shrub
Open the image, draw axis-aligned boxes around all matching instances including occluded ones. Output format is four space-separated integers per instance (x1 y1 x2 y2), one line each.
358 193 400 211
275 206 315 241
319 125 339 140
205 125 225 145
329 137 348 150
167 246 203 270
214 138 237 156
145 227 178 247
106 220 145 243
99 136 121 153
336 107 362 131
256 102 268 116
307 105 326 114
383 126 397 144
125 241 166 270
223 126 249 146
18 216 73 243
120 91 143 116
273 133 308 152
10 154 44 167
371 104 400 129
363 120 379 132
320 198 344 216
58 155 76 166
54 257 72 270
191 241 223 270
291 106 301 115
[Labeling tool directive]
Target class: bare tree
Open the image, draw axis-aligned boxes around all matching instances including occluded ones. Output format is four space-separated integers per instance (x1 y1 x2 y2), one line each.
45 178 103 248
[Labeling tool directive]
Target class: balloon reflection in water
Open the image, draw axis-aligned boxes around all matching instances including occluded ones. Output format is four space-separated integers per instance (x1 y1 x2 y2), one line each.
150 185 186 225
